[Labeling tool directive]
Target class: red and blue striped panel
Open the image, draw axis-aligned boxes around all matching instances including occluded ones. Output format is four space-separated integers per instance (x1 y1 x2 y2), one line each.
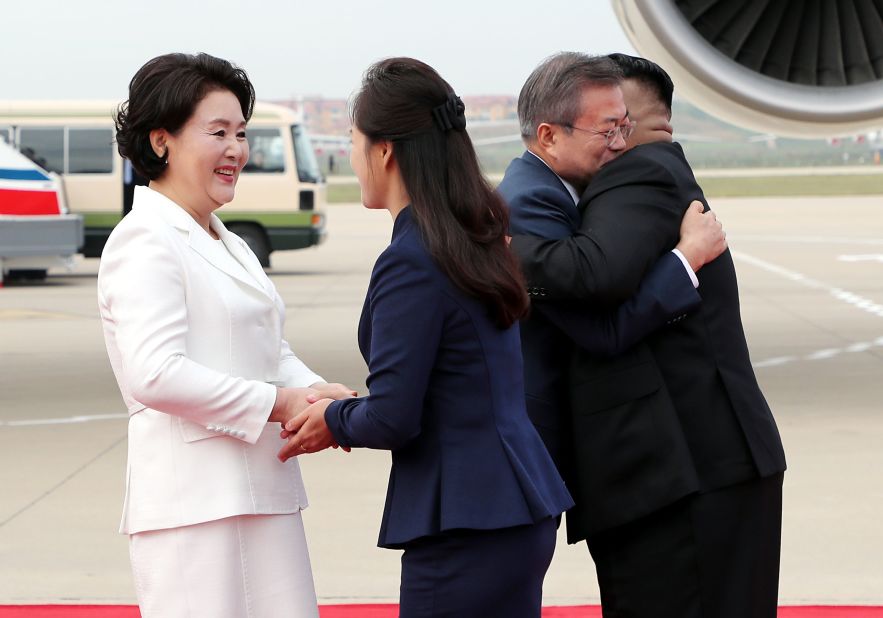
0 168 50 182
0 188 61 215
0 167 60 215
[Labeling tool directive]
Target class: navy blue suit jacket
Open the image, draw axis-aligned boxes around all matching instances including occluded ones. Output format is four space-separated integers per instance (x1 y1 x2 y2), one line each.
499 151 705 540
324 206 574 549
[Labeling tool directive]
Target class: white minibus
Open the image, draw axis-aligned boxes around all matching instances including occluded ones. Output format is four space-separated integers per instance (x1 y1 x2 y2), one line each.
0 100 326 267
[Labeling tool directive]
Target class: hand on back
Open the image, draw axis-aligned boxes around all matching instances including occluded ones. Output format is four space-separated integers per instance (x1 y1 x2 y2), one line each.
676 201 727 272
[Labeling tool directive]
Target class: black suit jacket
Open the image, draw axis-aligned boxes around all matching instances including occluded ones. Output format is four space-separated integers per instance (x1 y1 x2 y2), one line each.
512 142 787 541
499 151 706 540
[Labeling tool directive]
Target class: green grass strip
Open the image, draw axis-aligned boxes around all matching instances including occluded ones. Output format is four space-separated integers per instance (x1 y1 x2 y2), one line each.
327 183 362 204
327 174 882 204
698 174 883 197
83 210 320 228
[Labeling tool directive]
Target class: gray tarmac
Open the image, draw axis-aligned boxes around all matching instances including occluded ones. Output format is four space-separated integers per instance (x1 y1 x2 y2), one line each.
1 196 882 606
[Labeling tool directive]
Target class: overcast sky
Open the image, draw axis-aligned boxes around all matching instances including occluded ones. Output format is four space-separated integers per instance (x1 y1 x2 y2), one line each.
1 0 636 101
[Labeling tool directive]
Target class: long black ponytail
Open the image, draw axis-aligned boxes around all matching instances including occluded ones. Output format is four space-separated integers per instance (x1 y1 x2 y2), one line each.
352 57 529 329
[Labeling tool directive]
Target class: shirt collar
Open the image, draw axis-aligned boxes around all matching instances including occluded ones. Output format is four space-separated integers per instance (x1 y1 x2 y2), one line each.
526 150 580 206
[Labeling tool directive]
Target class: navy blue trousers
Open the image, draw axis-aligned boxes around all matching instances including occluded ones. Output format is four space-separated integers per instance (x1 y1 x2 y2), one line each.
399 517 557 618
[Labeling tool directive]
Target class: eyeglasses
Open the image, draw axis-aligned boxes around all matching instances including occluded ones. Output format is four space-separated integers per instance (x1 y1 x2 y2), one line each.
561 121 636 147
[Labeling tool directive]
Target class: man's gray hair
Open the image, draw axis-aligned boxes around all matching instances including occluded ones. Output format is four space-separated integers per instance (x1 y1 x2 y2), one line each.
518 52 622 140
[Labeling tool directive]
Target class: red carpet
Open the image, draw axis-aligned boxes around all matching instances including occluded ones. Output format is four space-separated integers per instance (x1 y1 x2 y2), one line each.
1 606 882 617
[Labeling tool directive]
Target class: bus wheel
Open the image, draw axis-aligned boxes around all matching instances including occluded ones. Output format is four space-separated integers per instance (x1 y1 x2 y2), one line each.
229 224 271 268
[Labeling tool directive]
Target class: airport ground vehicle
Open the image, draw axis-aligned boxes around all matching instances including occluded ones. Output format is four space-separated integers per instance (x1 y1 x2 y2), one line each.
0 100 326 267
0 140 83 284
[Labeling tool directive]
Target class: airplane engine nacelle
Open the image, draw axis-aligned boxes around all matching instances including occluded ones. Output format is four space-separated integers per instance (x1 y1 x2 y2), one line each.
612 0 883 138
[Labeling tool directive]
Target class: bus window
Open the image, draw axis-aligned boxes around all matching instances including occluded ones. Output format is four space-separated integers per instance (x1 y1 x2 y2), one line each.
19 128 64 173
291 124 321 183
68 128 113 174
243 128 285 173
0 126 11 144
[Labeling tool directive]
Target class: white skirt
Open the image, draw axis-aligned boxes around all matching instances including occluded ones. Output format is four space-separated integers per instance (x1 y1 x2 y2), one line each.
129 512 319 618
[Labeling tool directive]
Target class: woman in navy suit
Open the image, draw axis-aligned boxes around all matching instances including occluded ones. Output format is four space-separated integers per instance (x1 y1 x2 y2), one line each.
279 57 573 616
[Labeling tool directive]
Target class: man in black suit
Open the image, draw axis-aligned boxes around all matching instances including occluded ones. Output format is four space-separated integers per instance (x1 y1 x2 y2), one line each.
497 53 726 486
510 54 786 618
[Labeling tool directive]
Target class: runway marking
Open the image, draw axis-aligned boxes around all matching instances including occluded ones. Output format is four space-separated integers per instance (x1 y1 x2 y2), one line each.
753 336 883 368
0 413 127 427
736 235 883 246
732 251 883 318
0 308 84 320
733 250 883 368
838 254 883 263
0 434 127 529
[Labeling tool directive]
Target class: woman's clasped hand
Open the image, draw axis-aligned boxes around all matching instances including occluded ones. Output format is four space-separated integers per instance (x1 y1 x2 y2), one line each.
275 384 354 457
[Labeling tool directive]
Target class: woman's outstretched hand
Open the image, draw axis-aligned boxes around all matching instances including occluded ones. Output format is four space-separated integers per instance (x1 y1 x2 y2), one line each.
269 382 356 436
278 382 356 439
277 398 347 462
307 382 357 404
268 387 320 426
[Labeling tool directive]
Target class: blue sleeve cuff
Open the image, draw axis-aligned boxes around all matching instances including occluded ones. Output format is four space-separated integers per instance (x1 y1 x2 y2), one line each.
324 399 349 448
670 248 699 288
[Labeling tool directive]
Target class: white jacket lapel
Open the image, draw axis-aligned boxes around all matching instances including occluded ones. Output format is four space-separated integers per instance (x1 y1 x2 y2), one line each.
133 186 271 299
213 217 275 299
189 221 271 299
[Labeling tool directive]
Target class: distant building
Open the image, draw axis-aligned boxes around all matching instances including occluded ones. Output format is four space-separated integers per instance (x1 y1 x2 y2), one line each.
273 97 350 136
275 95 518 137
461 96 517 122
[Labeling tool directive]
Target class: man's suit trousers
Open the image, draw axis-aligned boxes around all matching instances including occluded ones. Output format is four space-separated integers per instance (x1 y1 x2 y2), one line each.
587 473 784 618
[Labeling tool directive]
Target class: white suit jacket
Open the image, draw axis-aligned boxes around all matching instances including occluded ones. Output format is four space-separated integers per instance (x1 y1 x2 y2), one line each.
98 186 323 534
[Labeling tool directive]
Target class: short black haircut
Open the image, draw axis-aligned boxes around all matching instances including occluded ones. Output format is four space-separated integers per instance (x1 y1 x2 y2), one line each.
114 53 255 180
607 53 674 113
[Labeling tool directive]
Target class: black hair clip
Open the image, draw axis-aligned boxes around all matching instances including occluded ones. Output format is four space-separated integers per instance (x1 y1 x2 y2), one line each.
432 93 467 133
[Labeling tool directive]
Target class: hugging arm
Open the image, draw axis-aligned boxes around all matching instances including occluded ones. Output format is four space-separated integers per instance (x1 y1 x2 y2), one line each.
511 155 710 306
534 251 700 356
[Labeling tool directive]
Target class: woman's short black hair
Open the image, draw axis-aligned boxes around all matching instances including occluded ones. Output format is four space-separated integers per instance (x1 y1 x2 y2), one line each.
114 52 255 180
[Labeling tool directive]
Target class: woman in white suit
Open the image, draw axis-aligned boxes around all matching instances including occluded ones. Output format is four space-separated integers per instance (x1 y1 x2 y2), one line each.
98 53 353 618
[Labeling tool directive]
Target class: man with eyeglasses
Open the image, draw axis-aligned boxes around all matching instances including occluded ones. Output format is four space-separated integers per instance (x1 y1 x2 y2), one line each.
497 50 724 608
504 53 786 618
497 53 724 476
